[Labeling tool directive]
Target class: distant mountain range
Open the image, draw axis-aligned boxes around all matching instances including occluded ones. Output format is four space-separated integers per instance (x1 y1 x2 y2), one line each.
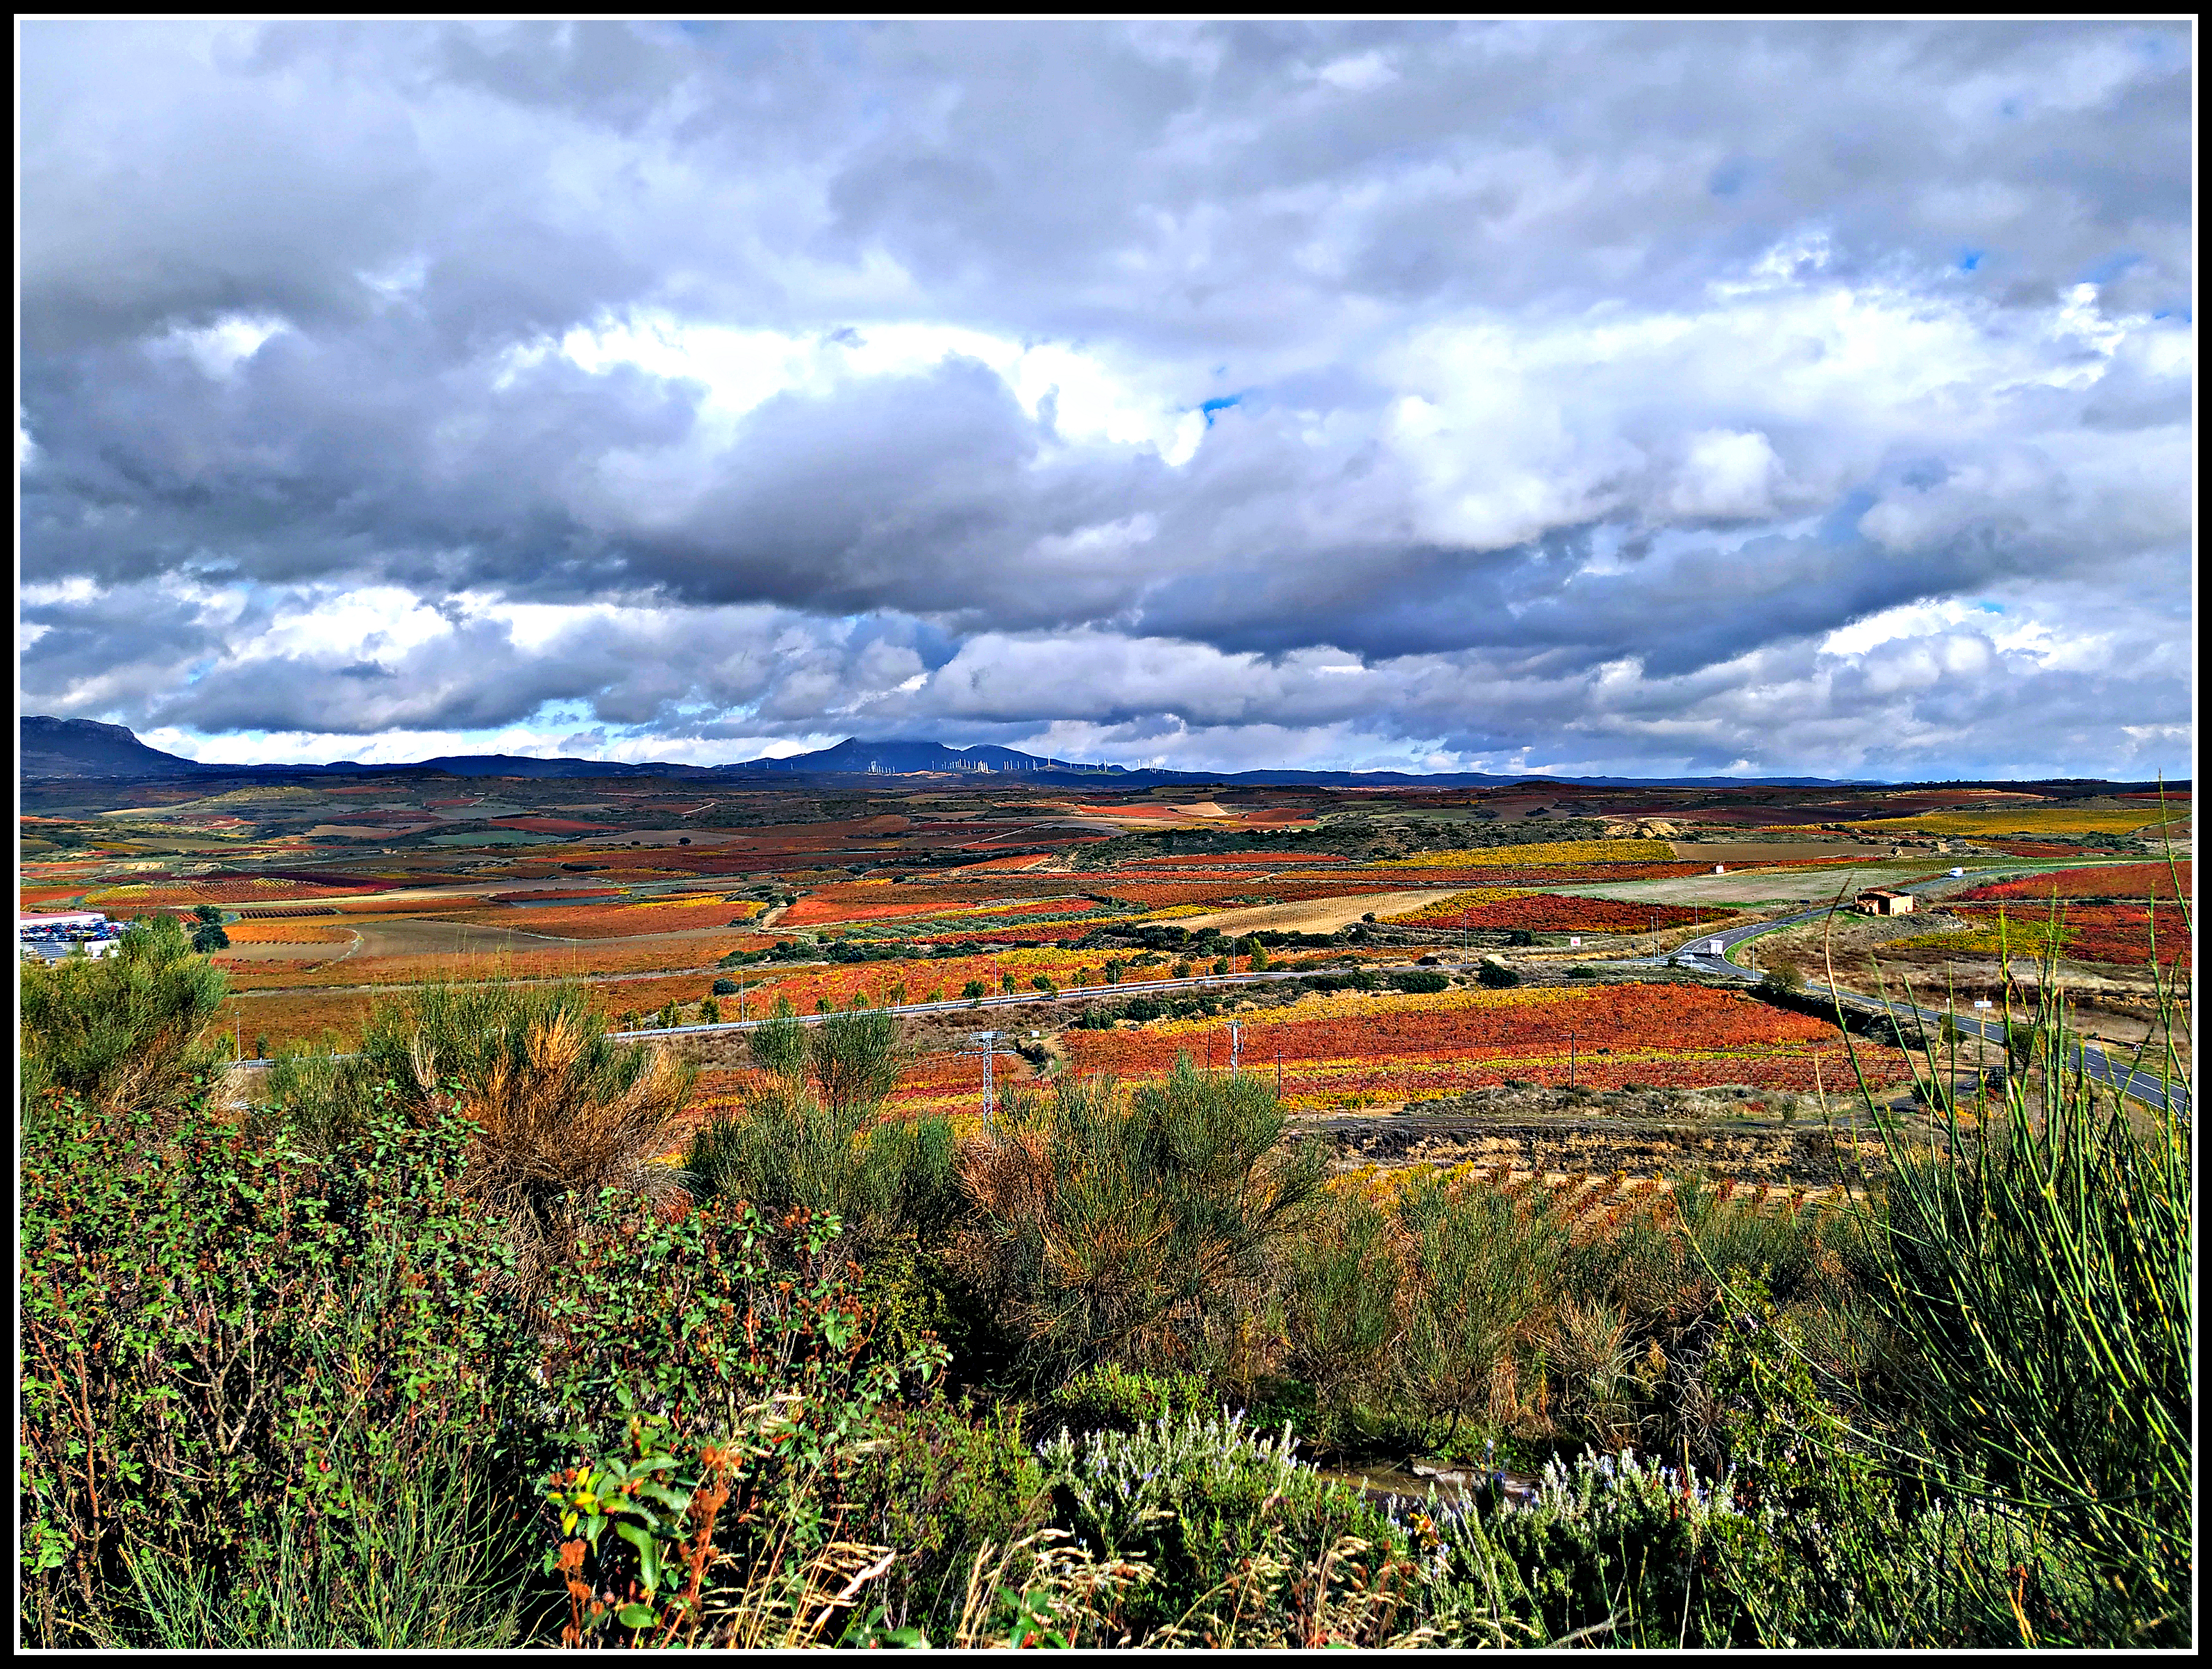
21 715 2177 794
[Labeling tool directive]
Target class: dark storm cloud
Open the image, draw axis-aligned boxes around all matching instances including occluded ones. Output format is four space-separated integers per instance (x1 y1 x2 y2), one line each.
17 19 2193 778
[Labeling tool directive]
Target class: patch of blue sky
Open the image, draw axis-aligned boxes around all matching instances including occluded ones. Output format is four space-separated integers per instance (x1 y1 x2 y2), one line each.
533 698 603 730
1199 393 1243 426
1957 249 1982 272
1707 159 1753 197
1818 490 1879 547
2078 251 2140 286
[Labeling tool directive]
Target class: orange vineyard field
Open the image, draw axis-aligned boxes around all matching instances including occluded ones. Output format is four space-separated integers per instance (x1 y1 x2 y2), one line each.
1929 902 2192 969
1064 984 1917 1109
1957 862 2190 903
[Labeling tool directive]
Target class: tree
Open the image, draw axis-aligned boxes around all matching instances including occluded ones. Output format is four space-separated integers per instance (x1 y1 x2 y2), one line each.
188 903 230 954
963 980 989 1001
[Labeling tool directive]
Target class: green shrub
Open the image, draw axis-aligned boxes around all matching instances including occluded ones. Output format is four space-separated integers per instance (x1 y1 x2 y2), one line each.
258 981 692 1302
1035 1414 1416 1636
20 1093 544 1648
1477 962 1521 988
954 1060 1327 1379
711 978 739 996
18 913 228 1121
845 1392 1050 1634
1422 1447 1765 1647
1278 1193 1401 1449
530 1199 949 1649
1037 1409 1414 1638
1845 950 2193 1645
1396 1176 1567 1450
684 1006 961 1266
1386 970 1450 994
1049 1362 1211 1434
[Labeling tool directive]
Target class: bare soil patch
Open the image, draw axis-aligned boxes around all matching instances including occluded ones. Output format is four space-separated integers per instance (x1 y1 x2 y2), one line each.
212 937 361 964
342 916 575 959
1170 888 1468 934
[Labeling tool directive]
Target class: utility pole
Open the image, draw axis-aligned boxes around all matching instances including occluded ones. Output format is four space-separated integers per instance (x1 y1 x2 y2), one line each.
1568 1028 1575 1090
1275 1037 1283 1096
962 1030 1004 1125
1230 1019 1241 1075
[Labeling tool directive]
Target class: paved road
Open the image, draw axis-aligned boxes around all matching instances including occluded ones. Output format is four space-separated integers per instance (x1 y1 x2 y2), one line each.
1626 907 2188 1116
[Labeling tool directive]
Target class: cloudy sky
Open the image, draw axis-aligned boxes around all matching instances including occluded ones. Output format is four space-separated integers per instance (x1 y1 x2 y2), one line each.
18 20 2195 780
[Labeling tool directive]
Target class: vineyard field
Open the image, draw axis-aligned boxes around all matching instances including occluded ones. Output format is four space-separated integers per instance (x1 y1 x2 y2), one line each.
1064 982 1916 1109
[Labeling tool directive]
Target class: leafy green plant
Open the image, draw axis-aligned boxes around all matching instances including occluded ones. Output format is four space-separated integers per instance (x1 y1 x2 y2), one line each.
19 1091 544 1648
841 1391 1051 1636
531 1196 950 1647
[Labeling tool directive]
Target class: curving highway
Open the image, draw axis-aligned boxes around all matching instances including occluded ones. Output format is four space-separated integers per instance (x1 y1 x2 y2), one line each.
1628 907 2189 1116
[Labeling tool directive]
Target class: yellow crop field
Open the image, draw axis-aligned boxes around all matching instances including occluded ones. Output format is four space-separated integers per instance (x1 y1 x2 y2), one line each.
1377 887 1526 923
1847 807 2188 837
1372 839 1669 869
